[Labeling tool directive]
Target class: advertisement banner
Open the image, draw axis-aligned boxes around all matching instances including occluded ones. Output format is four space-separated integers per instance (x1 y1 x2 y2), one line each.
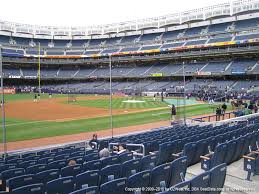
197 71 211 75
0 88 16 94
151 73 163 77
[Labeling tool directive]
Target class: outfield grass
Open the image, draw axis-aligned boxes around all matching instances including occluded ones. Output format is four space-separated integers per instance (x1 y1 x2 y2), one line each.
4 93 67 102
66 97 169 109
0 94 233 142
0 102 228 142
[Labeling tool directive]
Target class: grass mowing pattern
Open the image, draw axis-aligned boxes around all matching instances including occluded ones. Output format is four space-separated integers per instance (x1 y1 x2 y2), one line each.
66 97 168 109
0 103 230 142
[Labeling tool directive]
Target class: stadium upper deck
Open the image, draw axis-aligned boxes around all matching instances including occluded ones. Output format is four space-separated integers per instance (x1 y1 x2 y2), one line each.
0 0 259 58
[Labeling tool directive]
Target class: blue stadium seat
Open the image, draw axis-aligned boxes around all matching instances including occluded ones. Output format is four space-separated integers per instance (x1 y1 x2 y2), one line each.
6 174 35 192
201 143 227 171
82 159 102 171
156 142 174 165
22 152 37 158
12 183 45 194
209 163 227 194
192 139 208 164
141 154 158 171
70 151 85 157
101 155 120 168
27 164 47 174
5 155 20 161
61 164 82 177
6 158 23 164
85 153 99 162
54 154 70 160
100 164 121 184
19 160 38 169
50 148 63 153
40 153 56 159
171 140 183 156
85 149 99 156
46 176 75 194
250 131 259 152
183 142 197 166
0 164 16 173
168 156 187 187
119 152 133 163
157 180 191 194
48 159 67 169
0 168 25 189
100 178 127 194
70 186 99 194
37 150 50 156
36 169 60 185
241 133 252 156
127 170 151 194
232 136 245 162
150 163 172 194
121 158 141 177
25 155 41 161
190 171 210 194
38 157 54 164
75 170 99 190
223 140 237 164
68 156 84 164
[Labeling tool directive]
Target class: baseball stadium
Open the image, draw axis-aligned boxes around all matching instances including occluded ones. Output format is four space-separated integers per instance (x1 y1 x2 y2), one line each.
0 0 258 193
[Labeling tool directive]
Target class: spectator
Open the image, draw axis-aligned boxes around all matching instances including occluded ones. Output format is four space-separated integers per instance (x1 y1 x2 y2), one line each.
99 148 110 159
222 103 227 115
254 105 258 113
68 160 77 166
243 101 248 108
89 134 98 149
248 103 254 111
171 104 176 120
216 107 221 121
113 143 127 154
33 94 37 103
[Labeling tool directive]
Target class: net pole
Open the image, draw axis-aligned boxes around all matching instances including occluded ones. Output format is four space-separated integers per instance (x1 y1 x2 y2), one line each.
38 42 41 95
183 61 186 125
109 55 113 138
0 46 7 156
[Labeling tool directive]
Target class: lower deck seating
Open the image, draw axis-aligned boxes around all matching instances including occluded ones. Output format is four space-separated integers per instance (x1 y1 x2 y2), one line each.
0 115 258 193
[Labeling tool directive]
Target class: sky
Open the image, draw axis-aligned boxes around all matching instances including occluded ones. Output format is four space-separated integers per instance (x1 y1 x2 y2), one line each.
0 0 231 27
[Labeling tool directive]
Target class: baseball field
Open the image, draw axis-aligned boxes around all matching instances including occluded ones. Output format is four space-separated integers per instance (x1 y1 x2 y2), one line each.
0 93 231 146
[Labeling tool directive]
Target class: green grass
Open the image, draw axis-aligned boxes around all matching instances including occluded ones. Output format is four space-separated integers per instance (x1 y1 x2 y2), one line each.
66 97 168 109
0 102 230 142
4 93 67 102
0 94 233 142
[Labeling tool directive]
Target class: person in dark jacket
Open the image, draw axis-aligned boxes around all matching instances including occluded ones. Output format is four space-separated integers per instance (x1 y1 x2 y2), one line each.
222 103 227 115
89 134 98 149
254 105 258 113
216 107 222 121
171 104 176 120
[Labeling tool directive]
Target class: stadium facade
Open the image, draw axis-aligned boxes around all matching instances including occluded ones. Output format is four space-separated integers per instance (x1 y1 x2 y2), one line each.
0 0 258 96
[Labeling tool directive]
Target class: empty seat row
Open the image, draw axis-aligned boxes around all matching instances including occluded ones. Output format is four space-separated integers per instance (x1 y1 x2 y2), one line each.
201 130 259 171
1 156 187 194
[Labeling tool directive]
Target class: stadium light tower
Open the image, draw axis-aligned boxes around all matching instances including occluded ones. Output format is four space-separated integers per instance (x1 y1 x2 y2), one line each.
109 55 114 138
0 46 7 156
